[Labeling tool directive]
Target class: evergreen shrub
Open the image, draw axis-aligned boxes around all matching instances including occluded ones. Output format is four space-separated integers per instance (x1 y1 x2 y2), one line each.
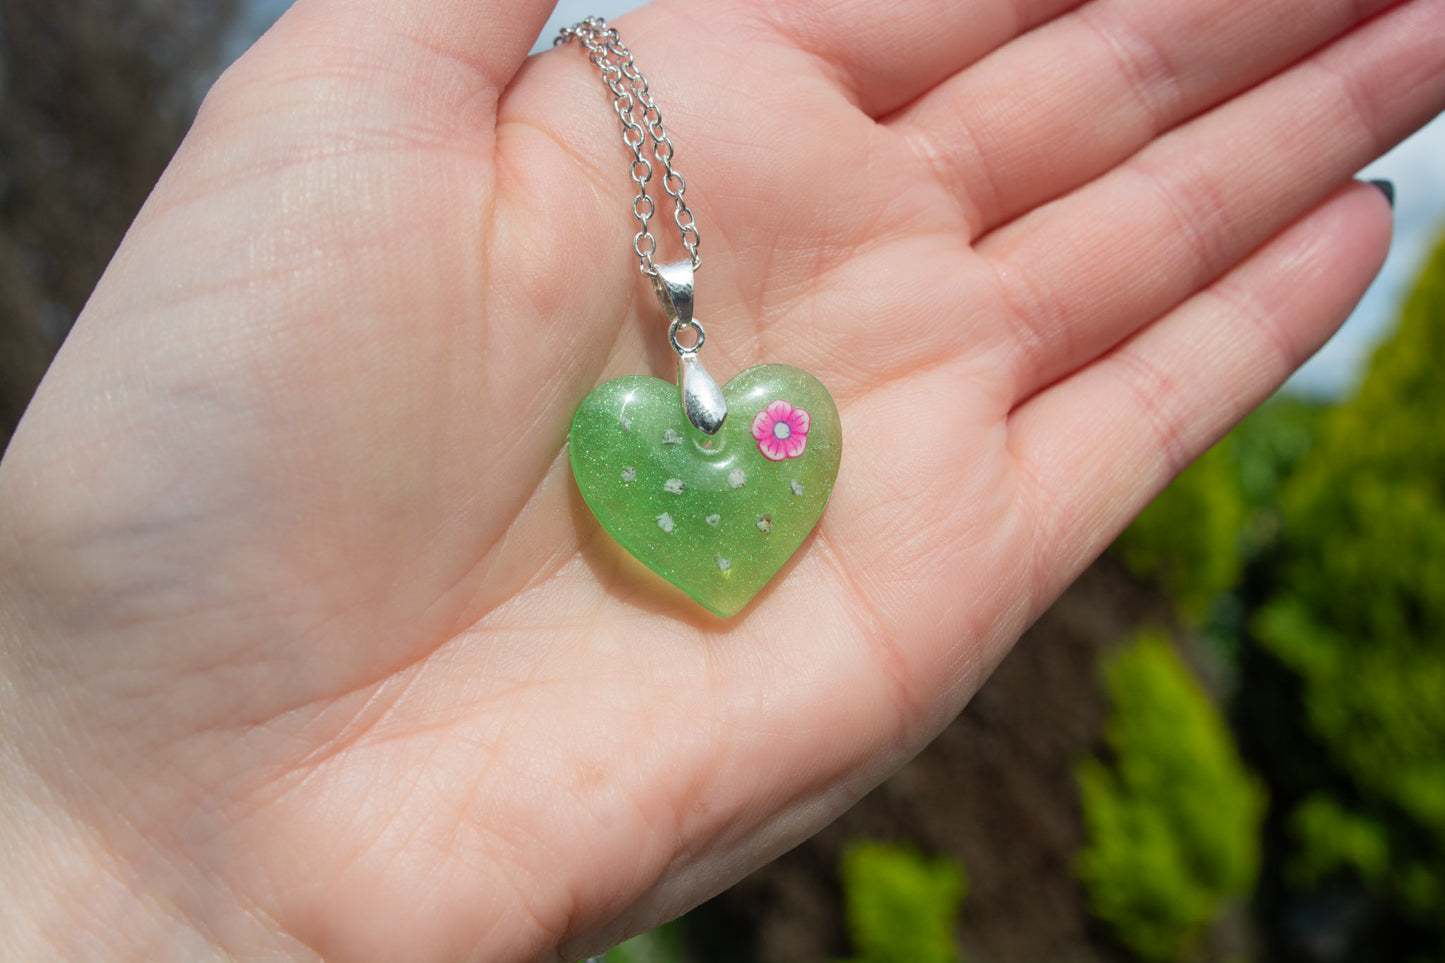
837 840 967 963
1075 631 1265 961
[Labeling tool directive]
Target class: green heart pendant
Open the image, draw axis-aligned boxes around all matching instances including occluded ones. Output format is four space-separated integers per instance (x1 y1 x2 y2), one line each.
570 364 841 617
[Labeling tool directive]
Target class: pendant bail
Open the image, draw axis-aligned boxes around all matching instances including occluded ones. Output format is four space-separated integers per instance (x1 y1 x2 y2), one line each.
653 260 726 436
652 260 695 327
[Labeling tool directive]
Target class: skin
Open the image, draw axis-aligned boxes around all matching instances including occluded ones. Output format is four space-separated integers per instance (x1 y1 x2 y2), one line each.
0 0 1441 958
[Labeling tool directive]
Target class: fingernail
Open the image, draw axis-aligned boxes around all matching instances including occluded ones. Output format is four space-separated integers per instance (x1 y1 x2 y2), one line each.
1367 179 1395 209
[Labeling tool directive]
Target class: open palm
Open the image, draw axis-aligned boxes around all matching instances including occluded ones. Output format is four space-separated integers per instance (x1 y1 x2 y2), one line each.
2 0 1442 959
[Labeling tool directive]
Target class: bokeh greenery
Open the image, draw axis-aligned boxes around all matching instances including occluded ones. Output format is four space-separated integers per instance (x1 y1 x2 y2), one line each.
837 841 967 963
1254 230 1445 924
1075 631 1266 961
1110 227 1445 957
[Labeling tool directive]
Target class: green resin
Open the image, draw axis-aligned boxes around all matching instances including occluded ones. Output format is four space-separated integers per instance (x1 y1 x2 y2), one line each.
569 364 841 617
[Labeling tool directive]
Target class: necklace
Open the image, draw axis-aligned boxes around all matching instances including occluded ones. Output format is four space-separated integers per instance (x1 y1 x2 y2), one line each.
559 18 841 618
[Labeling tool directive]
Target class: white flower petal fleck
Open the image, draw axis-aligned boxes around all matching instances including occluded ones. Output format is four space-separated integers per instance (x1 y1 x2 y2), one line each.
661 428 682 445
705 514 721 528
789 479 805 496
656 512 675 533
621 466 636 482
663 478 685 494
728 469 747 489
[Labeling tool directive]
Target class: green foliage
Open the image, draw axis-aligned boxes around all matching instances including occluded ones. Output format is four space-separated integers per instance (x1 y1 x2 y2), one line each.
1288 795 1390 888
1255 229 1445 918
1226 395 1325 515
608 923 688 963
837 840 967 963
1115 443 1247 622
1075 631 1266 961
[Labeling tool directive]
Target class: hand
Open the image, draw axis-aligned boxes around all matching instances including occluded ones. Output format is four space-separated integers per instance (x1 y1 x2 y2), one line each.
1 0 1439 958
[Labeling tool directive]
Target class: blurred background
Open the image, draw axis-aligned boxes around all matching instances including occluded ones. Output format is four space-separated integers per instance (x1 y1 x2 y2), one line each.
2 1 1442 961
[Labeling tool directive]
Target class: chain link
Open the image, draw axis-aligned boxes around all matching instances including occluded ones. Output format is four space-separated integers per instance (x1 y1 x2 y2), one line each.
555 17 701 279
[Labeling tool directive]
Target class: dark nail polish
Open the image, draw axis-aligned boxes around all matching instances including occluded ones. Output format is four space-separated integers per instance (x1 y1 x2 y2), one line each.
1368 179 1395 209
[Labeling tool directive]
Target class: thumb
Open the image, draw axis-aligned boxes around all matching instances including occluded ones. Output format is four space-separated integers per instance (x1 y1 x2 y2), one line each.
266 0 560 94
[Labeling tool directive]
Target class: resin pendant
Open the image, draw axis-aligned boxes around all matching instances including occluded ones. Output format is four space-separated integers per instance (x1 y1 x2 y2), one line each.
569 364 840 617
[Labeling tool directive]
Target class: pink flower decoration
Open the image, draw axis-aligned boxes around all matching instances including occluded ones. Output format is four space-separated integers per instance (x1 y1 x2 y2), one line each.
751 399 810 461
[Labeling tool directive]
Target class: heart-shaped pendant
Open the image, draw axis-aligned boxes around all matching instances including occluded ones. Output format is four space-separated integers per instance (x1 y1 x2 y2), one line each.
570 363 841 616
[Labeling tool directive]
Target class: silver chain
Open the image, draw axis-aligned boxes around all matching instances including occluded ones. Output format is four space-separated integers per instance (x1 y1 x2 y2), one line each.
555 17 701 279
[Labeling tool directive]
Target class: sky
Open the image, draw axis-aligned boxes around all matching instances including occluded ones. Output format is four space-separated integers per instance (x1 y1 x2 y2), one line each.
235 0 1445 398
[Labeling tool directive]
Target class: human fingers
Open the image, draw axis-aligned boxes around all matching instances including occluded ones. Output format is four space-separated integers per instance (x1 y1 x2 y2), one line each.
1007 181 1391 605
891 0 1399 236
980 0 1445 404
719 0 1082 118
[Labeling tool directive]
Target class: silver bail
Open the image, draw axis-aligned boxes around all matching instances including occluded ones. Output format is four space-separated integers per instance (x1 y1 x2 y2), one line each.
652 260 695 327
656 261 727 436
